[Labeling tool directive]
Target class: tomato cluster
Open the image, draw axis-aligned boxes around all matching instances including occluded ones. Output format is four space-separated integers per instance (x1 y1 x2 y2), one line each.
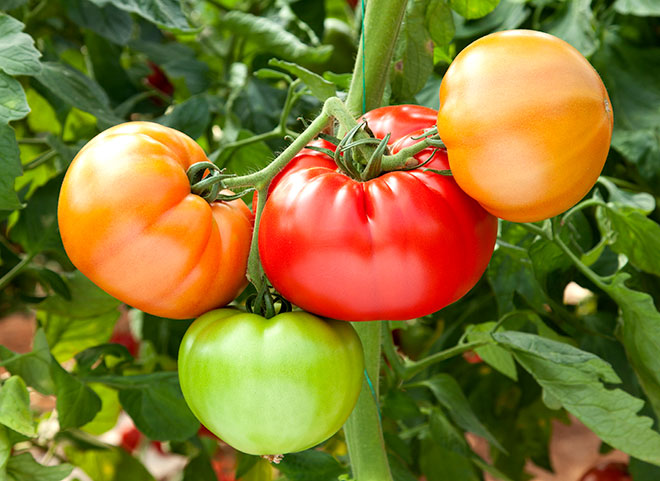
57 29 612 457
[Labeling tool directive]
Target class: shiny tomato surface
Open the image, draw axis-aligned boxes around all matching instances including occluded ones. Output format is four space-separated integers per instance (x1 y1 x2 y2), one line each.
58 122 253 319
361 104 439 144
437 30 613 222
258 107 497 321
178 309 364 455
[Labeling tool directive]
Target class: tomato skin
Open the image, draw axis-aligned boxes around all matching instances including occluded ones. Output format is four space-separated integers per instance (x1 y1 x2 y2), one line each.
252 139 337 212
58 122 253 319
258 119 497 322
579 462 631 481
177 309 364 455
437 30 613 222
361 104 438 144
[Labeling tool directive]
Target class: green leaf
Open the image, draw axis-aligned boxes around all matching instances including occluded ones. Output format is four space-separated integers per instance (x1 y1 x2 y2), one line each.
429 408 471 457
466 323 518 380
450 0 499 20
130 40 211 95
63 0 133 45
604 273 660 422
391 0 435 101
596 205 660 277
0 426 10 473
36 268 72 300
426 0 455 47
0 124 22 210
0 377 35 436
0 14 42 76
419 439 480 481
5 453 73 481
0 71 30 124
276 450 347 481
156 95 210 139
598 177 655 213
495 331 660 466
182 452 216 481
34 62 122 126
453 0 529 39
9 173 63 254
36 271 120 362
614 0 660 16
420 373 505 452
86 0 192 32
488 224 548 316
80 383 122 435
220 11 332 65
94 372 199 441
545 0 598 57
51 360 102 430
65 444 154 481
268 59 336 101
592 35 660 184
0 329 54 395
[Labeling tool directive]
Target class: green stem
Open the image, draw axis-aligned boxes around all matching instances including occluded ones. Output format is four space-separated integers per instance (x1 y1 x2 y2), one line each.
247 186 268 289
0 254 35 291
344 0 409 115
222 97 351 190
402 340 487 381
343 322 393 481
381 321 406 381
519 222 609 291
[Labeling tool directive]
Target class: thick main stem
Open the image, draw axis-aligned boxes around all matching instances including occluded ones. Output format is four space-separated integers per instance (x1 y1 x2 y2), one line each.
344 322 393 481
345 0 409 115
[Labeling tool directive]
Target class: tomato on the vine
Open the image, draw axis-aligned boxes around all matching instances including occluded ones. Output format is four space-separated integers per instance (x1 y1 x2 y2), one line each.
579 462 631 481
58 122 253 319
437 29 613 222
178 309 364 455
361 104 438 144
258 106 497 321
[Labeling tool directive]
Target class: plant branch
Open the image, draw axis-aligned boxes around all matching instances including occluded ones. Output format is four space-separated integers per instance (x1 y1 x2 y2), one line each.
0 253 36 291
402 340 487 381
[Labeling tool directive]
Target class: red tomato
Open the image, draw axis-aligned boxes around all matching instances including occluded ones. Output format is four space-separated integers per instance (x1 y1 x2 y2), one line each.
579 462 631 481
120 426 142 452
258 108 497 321
252 139 336 212
58 122 253 319
437 30 613 222
145 61 174 97
462 350 483 364
361 105 439 145
109 331 139 357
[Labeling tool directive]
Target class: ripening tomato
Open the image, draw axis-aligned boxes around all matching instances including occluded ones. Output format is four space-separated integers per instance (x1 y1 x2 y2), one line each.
178 309 364 455
58 122 253 319
437 30 613 222
258 107 497 321
579 462 631 481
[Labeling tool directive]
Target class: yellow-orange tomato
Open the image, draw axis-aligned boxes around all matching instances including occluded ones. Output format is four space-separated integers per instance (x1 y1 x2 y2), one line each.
58 122 253 319
437 30 613 222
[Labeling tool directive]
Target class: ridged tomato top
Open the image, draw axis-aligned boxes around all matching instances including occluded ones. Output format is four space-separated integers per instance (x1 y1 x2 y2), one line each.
58 122 252 319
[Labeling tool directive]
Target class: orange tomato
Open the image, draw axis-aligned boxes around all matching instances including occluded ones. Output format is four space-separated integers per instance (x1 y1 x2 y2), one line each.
58 122 252 319
437 30 613 222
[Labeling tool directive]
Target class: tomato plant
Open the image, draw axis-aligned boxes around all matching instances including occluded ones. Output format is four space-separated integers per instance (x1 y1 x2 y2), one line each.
437 29 613 222
178 308 364 455
58 122 253 319
579 462 631 481
258 106 498 321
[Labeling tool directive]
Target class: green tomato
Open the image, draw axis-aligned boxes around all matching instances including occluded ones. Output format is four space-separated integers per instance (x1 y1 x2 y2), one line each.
178 308 364 455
